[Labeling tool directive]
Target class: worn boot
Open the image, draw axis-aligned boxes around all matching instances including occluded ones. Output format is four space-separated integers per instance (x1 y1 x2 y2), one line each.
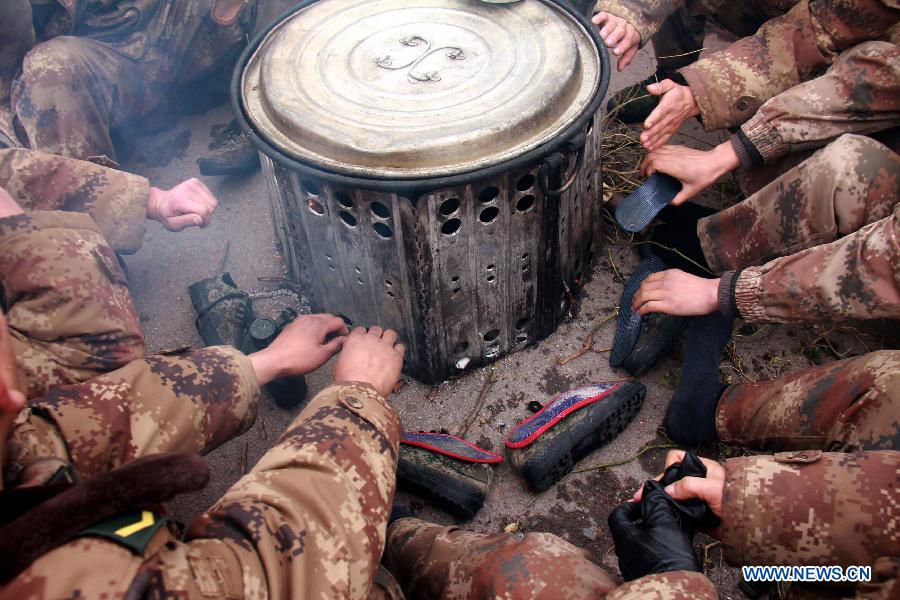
397 432 502 520
188 273 253 349
506 381 646 492
606 70 686 124
197 119 260 176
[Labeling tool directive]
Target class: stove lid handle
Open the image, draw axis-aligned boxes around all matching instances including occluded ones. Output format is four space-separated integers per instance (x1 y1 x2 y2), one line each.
538 132 587 198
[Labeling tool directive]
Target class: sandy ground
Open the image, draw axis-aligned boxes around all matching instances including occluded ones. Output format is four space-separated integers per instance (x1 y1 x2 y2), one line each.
117 19 892 598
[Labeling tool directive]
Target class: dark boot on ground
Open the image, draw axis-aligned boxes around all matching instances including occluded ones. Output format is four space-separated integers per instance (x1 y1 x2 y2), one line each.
397 432 502 520
506 381 646 492
197 119 260 176
606 70 686 124
188 272 253 349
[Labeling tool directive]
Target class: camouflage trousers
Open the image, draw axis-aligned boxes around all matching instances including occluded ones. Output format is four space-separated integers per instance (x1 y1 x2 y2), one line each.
698 134 900 273
650 0 794 70
5 0 248 162
717 350 900 452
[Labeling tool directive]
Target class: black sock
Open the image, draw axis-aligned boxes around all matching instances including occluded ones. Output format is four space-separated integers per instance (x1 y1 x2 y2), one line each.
648 222 711 276
656 201 718 229
389 504 414 526
663 313 733 446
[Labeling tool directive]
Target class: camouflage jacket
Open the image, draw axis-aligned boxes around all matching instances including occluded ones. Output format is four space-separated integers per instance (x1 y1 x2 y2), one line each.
720 451 899 598
680 0 900 131
0 147 149 254
730 202 899 323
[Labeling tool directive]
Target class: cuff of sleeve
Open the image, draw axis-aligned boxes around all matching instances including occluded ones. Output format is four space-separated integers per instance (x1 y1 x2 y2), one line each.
719 456 752 567
605 571 717 599
216 345 261 406
101 175 149 255
733 267 770 323
729 132 762 170
593 1 656 46
740 112 786 164
679 64 726 131
717 271 740 319
0 210 100 243
304 383 403 450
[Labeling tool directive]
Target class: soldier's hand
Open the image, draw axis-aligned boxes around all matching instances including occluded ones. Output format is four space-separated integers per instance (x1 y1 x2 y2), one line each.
632 450 726 526
632 269 720 316
333 326 405 398
592 12 640 71
640 80 700 150
640 142 739 205
250 314 349 384
147 178 219 231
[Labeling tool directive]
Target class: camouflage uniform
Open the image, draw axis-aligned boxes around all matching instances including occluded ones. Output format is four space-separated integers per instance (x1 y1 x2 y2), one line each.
593 0 797 70
0 0 254 162
696 135 899 324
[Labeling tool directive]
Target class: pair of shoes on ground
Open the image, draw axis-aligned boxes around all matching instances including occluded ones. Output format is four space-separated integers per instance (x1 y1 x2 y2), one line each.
397 380 646 519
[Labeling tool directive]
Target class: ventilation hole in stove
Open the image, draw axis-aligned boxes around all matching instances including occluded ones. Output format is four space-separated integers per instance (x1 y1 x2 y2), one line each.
442 218 461 235
339 211 357 227
371 201 390 219
439 197 460 216
373 222 393 238
335 191 353 208
515 317 530 330
307 198 325 215
453 341 469 355
479 206 499 224
521 263 529 272
486 264 494 271
516 174 536 192
516 194 535 212
487 275 496 283
452 275 460 283
357 278 364 285
386 291 395 298
478 186 499 204
516 332 529 344
452 287 461 295
355 266 361 273
302 181 321 197
521 253 529 261
483 329 500 343
385 279 393 287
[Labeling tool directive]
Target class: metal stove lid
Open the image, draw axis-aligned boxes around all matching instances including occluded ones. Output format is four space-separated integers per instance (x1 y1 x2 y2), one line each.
240 0 601 178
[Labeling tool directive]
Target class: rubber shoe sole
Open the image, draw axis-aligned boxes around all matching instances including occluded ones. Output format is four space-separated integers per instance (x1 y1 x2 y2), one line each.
507 381 646 493
397 445 494 520
622 313 691 377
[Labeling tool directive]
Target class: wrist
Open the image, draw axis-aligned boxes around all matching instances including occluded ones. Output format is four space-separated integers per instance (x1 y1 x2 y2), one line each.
685 86 700 118
711 142 740 178
705 278 721 314
249 349 282 386
147 187 165 222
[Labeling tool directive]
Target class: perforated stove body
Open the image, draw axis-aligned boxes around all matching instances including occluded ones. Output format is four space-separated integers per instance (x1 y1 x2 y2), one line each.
238 0 610 383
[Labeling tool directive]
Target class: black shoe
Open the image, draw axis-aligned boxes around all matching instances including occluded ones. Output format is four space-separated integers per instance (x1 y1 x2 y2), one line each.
197 119 260 176
622 312 691 377
397 432 502 520
606 70 685 124
506 381 646 492
188 273 253 349
610 256 667 368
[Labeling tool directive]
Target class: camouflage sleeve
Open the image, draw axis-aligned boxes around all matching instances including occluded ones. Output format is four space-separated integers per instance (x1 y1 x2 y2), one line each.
0 148 149 254
146 383 402 599
740 41 900 163
27 346 259 479
733 203 899 323
719 451 900 568
593 0 681 45
680 0 900 131
604 571 717 599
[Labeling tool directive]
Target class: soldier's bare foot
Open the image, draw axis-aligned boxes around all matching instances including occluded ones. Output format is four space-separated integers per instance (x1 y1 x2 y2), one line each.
333 326 405 398
249 314 348 385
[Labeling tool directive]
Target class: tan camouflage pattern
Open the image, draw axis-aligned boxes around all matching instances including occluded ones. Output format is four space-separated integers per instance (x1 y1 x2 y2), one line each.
740 42 900 164
719 451 899 574
384 518 717 599
695 135 900 323
680 0 900 131
5 0 250 161
0 148 150 254
0 210 146 400
593 0 795 65
717 350 900 452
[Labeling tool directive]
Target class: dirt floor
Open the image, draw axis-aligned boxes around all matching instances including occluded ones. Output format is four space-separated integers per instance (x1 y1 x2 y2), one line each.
119 21 892 599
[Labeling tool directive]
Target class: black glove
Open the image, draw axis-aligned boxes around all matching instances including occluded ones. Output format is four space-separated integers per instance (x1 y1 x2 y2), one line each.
608 480 701 581
658 449 721 531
